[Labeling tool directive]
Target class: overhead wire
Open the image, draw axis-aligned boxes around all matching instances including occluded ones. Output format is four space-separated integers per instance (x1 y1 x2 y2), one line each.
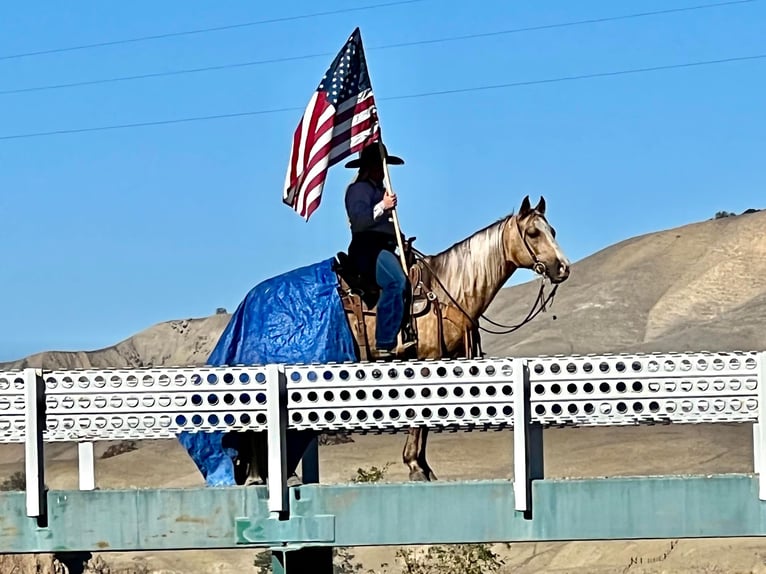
1 52 763 141
0 0 758 97
0 0 426 62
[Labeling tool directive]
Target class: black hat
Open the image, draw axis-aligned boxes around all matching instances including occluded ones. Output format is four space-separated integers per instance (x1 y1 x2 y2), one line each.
344 143 404 169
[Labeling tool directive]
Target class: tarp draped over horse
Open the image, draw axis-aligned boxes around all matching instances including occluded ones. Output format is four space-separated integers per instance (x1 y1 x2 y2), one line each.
177 257 357 486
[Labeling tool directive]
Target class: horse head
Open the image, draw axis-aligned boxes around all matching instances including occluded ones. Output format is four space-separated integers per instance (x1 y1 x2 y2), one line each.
504 195 570 284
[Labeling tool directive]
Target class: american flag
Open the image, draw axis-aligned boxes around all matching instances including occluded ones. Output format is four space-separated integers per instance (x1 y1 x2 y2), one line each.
283 27 380 221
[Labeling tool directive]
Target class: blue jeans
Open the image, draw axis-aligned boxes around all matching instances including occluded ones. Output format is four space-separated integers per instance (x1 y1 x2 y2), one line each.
375 250 407 350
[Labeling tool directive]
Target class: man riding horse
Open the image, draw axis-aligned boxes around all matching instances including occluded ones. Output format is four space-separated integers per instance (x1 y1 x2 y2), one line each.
343 143 416 360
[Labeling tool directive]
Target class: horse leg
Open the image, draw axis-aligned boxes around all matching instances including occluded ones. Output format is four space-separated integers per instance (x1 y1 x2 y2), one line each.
402 426 437 481
251 431 269 484
416 426 437 481
238 430 312 487
402 427 425 480
231 430 268 486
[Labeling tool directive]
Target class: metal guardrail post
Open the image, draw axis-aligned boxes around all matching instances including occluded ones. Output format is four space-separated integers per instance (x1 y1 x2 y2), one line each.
266 364 289 516
78 442 96 491
513 359 544 518
24 368 46 521
301 435 320 485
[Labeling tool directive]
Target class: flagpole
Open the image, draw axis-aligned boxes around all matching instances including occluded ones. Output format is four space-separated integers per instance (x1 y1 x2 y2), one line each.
377 138 409 351
377 138 409 272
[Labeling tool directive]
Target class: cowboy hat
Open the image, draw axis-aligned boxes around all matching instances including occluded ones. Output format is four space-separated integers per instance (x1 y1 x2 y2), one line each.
344 143 404 169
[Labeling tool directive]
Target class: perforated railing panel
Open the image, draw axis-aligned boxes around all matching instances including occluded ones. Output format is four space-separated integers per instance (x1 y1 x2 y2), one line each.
526 352 761 426
0 371 26 443
285 358 517 431
1 351 763 444
43 366 270 441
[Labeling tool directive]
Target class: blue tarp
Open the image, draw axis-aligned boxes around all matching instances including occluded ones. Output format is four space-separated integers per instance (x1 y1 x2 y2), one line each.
177 257 357 486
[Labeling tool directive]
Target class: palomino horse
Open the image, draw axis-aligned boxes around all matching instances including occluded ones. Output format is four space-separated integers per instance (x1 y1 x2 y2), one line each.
233 195 570 485
338 194 570 480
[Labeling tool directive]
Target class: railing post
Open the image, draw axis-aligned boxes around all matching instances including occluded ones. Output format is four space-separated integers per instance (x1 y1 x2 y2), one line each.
757 352 766 500
301 435 320 485
513 359 544 518
78 442 96 491
271 547 333 574
266 364 289 516
24 368 46 522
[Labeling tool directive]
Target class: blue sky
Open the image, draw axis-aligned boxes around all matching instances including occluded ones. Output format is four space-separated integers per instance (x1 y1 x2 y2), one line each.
0 0 764 361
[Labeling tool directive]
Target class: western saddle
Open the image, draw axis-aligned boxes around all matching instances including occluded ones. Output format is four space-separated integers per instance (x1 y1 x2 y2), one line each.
332 238 480 361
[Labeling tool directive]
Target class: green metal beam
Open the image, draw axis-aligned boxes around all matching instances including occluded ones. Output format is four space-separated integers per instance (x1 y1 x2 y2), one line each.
1 475 766 554
0 487 268 553
240 474 766 546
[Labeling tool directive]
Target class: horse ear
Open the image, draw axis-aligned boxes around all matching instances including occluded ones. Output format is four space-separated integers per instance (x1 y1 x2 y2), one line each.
519 195 531 217
535 196 546 214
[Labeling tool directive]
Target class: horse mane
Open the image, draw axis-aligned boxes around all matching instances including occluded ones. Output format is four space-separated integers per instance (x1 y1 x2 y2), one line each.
424 210 517 302
427 210 513 261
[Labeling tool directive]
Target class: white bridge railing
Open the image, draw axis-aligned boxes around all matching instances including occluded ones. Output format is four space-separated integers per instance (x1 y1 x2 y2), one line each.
1 351 764 519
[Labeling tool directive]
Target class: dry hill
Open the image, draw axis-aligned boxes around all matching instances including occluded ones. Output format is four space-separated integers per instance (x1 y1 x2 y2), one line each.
0 314 230 371
2 209 765 574
3 208 764 371
481 208 766 357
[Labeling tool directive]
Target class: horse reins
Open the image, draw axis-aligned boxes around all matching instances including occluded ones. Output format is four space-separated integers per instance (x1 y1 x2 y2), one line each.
410 212 559 337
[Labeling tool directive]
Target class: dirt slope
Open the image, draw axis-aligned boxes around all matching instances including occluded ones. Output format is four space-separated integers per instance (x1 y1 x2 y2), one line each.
1 209 765 573
481 209 766 357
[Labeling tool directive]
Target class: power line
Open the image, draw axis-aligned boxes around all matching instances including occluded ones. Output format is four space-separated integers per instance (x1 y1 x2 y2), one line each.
0 53 330 96
378 0 759 49
384 53 766 101
0 0 425 62
0 107 302 140
1 52 763 142
0 0 758 97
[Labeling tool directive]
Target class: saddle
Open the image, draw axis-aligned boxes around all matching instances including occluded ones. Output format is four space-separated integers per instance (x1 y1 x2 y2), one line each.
332 237 434 361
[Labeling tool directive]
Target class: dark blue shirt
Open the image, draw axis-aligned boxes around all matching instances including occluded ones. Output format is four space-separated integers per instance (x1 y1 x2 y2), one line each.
344 179 396 236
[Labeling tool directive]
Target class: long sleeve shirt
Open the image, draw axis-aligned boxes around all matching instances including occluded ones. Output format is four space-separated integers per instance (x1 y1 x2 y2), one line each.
344 179 396 236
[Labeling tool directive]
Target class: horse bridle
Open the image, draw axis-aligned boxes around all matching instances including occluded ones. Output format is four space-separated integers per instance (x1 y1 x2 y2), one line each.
514 212 548 277
411 211 558 340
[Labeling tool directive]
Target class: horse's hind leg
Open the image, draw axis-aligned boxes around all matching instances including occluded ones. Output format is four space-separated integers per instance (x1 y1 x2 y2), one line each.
402 426 437 481
417 426 437 481
230 430 268 485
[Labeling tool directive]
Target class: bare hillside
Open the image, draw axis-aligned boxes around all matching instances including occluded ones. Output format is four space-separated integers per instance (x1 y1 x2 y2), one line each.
481 209 766 357
0 315 230 370
2 209 764 371
1 209 765 573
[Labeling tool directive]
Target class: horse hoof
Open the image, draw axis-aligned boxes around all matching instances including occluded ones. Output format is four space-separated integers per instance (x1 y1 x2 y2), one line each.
409 469 430 482
287 473 303 487
426 470 438 481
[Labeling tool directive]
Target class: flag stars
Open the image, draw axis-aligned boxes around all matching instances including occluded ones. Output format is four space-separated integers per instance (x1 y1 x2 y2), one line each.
315 35 372 105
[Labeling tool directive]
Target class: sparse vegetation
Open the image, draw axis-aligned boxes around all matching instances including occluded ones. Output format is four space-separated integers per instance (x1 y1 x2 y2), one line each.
387 544 505 574
254 548 364 574
0 470 26 491
714 208 762 220
253 551 271 573
216 307 228 314
319 431 355 446
351 462 392 483
101 440 138 459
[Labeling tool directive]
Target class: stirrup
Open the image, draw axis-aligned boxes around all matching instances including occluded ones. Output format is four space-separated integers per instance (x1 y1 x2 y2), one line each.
373 341 416 361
